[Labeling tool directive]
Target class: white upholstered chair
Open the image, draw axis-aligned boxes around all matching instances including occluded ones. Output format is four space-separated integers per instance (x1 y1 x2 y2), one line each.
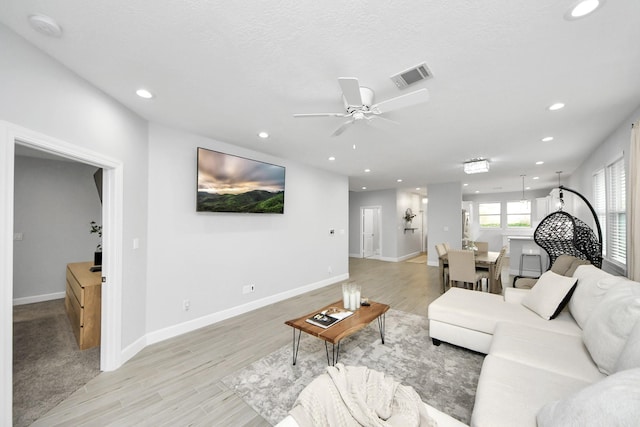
447 249 488 291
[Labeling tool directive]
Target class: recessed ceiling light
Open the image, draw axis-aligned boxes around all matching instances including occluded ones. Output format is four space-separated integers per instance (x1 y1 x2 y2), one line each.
136 89 154 99
526 187 531 190
536 161 544 165
362 186 367 190
364 168 371 173
416 187 421 191
542 136 554 142
28 14 62 37
548 102 565 111
397 179 403 183
463 183 469 187
257 131 269 139
475 190 480 194
565 0 603 20
353 144 357 150
328 156 336 161
533 176 540 180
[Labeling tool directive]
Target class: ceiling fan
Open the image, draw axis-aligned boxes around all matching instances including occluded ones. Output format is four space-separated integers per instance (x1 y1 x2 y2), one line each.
293 77 429 136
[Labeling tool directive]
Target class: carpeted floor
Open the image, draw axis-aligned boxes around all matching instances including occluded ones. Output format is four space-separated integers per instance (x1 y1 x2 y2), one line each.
13 299 100 427
222 309 484 425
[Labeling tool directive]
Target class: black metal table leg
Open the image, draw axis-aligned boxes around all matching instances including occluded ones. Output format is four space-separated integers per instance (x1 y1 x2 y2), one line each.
377 313 386 344
292 328 302 365
324 341 341 366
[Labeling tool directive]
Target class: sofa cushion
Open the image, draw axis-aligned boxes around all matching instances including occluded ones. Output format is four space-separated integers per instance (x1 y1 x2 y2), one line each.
471 355 590 427
582 280 640 375
427 288 582 338
615 317 640 372
521 271 577 320
550 254 591 277
489 322 604 383
568 265 622 329
536 368 640 427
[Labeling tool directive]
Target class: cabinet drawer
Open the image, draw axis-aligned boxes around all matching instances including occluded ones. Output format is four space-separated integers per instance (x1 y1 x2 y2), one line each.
65 289 82 344
66 268 84 306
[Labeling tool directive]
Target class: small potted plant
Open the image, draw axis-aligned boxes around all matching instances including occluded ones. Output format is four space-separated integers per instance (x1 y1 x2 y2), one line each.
90 221 102 266
403 208 416 226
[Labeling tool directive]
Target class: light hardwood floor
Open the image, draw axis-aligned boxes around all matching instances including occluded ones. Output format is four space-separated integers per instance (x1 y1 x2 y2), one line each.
32 256 443 426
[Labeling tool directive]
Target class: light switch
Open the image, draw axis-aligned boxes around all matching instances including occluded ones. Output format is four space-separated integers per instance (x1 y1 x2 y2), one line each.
13 232 23 241
132 237 139 249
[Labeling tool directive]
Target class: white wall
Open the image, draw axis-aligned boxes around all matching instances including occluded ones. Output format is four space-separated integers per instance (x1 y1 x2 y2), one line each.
145 124 349 334
427 182 462 266
13 156 102 302
567 104 640 275
0 23 149 350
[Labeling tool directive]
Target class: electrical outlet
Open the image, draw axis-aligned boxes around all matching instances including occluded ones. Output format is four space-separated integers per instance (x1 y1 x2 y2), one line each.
183 299 190 311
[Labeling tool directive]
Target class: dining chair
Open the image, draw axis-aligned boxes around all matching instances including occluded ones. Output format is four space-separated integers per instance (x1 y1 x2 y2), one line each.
443 242 451 251
447 249 488 291
492 246 508 292
435 243 449 292
475 241 489 252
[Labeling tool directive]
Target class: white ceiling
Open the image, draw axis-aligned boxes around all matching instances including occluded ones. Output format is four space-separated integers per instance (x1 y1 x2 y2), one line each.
2 1 639 195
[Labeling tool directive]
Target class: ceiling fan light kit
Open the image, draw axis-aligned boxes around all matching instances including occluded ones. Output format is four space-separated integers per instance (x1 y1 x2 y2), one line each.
463 159 490 174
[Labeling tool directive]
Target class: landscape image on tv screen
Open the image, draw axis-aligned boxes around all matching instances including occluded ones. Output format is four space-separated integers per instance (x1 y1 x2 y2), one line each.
197 147 285 213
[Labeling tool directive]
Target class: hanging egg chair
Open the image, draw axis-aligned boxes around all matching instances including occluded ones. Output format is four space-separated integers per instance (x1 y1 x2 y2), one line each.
533 186 603 269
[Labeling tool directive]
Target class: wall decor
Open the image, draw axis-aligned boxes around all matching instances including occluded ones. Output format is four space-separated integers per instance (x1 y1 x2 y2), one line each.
196 147 285 213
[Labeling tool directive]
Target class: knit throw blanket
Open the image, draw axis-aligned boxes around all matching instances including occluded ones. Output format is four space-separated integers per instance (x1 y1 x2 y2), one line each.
289 364 437 427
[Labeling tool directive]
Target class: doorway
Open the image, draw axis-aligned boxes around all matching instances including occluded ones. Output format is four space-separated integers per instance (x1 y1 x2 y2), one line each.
361 206 381 259
1 121 124 423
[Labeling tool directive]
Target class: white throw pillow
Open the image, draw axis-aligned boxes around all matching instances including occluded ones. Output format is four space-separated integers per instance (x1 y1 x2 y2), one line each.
615 317 640 372
568 265 625 329
582 281 640 375
536 368 640 427
521 271 578 320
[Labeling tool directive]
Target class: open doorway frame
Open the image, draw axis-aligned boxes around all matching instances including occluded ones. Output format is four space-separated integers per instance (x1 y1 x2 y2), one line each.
1 121 124 422
361 206 382 259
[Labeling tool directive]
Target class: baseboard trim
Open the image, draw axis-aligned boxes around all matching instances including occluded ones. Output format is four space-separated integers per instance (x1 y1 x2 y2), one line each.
144 273 349 348
13 291 65 306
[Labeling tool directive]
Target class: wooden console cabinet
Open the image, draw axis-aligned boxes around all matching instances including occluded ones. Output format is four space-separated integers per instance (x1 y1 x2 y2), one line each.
65 261 102 350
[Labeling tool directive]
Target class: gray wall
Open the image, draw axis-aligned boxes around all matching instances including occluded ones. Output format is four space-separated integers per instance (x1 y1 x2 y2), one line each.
427 182 462 266
13 155 102 301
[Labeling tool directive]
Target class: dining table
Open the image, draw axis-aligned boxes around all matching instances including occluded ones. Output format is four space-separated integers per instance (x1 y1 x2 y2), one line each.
438 250 502 294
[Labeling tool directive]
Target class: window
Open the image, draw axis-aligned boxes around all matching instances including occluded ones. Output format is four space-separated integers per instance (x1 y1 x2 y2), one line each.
479 202 501 228
593 157 626 266
507 200 531 228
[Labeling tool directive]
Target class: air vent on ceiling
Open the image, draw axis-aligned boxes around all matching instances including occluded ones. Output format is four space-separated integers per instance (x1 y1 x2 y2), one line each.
390 63 432 89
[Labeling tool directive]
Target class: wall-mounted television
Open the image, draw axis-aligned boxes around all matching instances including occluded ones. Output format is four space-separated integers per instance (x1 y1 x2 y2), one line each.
197 147 285 213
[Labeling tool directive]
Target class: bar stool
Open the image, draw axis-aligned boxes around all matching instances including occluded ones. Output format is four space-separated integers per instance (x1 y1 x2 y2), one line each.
519 244 543 277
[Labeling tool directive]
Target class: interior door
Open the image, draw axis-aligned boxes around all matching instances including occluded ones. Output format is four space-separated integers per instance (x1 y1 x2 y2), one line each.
362 207 381 258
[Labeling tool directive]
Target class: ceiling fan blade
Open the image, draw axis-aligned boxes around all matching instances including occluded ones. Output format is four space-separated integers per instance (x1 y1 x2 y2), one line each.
331 118 356 137
338 77 363 107
371 88 429 114
293 112 347 118
365 114 399 126
364 114 398 132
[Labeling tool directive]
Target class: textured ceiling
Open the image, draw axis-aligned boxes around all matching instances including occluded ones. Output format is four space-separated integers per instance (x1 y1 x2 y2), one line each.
2 0 640 195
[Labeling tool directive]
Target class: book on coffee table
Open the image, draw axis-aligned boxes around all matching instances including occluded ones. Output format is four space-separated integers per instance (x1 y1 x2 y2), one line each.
305 309 353 329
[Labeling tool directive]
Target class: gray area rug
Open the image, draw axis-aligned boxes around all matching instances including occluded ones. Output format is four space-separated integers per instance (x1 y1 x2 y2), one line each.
13 299 100 427
222 309 484 425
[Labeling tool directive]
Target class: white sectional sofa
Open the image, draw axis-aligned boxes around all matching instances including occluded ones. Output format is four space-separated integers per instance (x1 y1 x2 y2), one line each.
428 258 640 427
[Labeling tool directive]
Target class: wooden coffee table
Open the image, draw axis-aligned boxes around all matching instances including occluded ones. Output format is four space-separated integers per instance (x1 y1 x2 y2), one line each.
284 300 390 366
